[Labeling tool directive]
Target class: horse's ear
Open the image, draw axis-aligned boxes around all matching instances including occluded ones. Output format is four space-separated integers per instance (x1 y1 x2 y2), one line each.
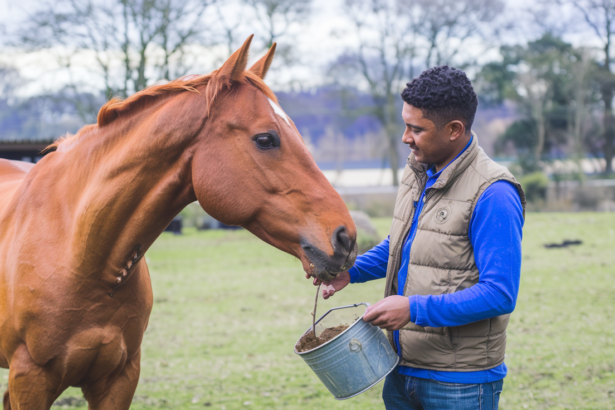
218 34 254 82
249 42 276 80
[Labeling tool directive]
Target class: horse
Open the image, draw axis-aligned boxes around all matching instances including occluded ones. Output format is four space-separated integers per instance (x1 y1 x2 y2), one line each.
0 36 357 410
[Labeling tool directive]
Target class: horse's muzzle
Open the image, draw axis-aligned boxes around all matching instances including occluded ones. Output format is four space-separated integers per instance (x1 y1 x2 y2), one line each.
301 225 358 282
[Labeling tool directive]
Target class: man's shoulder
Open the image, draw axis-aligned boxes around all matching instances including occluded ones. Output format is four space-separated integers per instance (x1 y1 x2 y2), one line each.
449 147 524 214
480 180 522 204
468 147 517 184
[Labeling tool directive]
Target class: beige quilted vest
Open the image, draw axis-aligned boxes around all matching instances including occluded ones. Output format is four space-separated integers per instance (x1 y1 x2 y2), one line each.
384 134 526 371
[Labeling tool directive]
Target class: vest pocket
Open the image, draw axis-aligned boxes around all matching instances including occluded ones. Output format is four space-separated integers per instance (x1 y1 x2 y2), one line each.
444 327 455 349
399 328 457 368
402 323 455 350
451 319 490 338
421 198 472 236
446 327 456 349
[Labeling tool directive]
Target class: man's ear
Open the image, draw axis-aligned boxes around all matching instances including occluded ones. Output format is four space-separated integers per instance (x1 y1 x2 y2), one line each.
448 120 466 141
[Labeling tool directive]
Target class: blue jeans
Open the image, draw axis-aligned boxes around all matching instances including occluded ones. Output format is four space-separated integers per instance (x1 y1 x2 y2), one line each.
382 371 504 410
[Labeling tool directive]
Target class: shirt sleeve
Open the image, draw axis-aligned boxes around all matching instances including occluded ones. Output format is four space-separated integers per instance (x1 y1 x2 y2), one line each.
348 237 390 283
409 181 524 328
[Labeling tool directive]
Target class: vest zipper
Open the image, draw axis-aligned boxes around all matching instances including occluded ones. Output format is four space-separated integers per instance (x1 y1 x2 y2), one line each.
389 168 426 291
390 211 414 294
385 169 426 356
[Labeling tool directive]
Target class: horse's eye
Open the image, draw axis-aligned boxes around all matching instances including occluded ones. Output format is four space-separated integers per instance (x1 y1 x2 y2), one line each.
253 130 280 150
255 134 274 149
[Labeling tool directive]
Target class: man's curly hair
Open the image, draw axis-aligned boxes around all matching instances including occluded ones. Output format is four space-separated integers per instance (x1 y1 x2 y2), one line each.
401 66 478 133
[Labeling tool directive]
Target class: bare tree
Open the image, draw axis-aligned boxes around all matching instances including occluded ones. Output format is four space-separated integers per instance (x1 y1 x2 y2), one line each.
566 48 600 176
398 0 505 69
242 0 311 48
154 0 212 82
337 0 417 185
567 0 615 173
332 0 506 185
241 0 312 85
214 1 245 58
19 0 124 99
516 73 552 163
16 0 216 103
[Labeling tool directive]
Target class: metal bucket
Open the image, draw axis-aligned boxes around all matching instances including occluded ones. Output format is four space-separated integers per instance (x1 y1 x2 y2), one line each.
294 303 400 400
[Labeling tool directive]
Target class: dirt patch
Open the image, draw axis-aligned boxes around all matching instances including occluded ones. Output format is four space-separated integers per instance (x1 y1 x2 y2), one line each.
544 239 583 249
295 325 349 352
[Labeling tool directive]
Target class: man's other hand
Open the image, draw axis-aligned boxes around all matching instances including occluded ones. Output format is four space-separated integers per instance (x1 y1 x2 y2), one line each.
307 271 351 299
363 296 411 331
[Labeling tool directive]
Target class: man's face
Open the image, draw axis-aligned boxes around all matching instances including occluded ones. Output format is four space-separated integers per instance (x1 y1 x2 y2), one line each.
401 102 451 166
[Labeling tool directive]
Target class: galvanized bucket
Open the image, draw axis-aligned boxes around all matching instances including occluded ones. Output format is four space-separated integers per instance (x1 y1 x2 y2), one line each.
294 302 400 400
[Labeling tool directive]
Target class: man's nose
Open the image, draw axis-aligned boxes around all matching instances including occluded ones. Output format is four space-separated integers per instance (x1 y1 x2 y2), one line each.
402 131 413 144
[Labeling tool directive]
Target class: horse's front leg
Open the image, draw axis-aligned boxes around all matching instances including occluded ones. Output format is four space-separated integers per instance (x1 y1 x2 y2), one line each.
81 349 141 410
6 345 63 410
3 389 11 410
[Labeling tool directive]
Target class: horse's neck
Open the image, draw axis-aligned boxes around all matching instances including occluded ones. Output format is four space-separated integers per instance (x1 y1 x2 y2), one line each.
34 115 197 285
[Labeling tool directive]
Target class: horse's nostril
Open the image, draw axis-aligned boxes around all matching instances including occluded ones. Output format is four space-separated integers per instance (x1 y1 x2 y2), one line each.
333 225 352 252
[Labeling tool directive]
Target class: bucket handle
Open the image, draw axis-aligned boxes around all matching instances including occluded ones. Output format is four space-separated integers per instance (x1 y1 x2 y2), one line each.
314 302 370 327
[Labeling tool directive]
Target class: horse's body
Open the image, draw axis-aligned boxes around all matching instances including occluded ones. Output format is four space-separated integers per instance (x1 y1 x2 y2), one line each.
0 37 356 409
0 156 152 409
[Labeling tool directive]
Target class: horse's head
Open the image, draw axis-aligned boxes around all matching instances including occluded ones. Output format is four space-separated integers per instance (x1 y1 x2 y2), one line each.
191 36 357 281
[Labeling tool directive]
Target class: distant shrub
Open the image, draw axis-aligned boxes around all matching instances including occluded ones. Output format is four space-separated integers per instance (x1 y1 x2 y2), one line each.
574 186 602 209
179 202 209 228
349 210 381 254
520 172 549 202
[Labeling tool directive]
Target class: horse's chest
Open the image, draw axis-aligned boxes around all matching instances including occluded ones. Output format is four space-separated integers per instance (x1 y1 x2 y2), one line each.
22 308 148 385
2 260 153 384
22 325 135 385
14 281 151 371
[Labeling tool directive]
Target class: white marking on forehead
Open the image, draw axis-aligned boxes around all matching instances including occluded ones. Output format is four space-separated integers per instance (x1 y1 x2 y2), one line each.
268 98 291 126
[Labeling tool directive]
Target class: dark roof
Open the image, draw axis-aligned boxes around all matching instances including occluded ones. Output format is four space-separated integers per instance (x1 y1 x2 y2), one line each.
0 139 54 151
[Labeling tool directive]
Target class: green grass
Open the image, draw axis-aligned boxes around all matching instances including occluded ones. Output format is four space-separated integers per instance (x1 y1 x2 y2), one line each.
2 214 615 409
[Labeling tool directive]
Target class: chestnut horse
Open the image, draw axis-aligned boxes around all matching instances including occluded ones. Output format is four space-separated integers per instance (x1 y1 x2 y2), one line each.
0 36 357 409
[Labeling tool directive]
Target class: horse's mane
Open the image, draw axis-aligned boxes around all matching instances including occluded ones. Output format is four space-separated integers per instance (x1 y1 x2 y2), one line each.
45 70 277 152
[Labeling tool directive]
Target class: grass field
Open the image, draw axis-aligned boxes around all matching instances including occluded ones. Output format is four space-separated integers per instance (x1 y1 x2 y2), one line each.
2 213 615 409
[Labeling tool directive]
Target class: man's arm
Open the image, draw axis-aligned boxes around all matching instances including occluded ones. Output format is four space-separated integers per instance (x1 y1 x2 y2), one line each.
348 237 390 283
408 181 523 327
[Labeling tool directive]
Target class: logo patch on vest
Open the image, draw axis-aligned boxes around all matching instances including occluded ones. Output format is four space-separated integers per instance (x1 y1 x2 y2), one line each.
434 205 452 224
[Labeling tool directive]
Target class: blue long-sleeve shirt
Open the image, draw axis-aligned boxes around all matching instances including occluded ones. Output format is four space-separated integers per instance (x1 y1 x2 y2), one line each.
348 139 523 384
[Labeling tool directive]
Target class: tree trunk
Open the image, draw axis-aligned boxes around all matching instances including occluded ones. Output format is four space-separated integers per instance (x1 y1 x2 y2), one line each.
386 123 400 186
601 29 614 174
385 93 400 185
602 85 614 174
122 0 131 97
571 80 586 181
534 104 546 164
135 49 148 92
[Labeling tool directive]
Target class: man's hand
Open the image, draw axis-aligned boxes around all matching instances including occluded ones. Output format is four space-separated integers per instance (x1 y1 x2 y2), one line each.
363 296 411 331
307 271 351 299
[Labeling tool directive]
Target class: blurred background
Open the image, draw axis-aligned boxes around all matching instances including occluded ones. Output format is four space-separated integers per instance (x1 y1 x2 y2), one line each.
1 0 615 214
1 1 615 409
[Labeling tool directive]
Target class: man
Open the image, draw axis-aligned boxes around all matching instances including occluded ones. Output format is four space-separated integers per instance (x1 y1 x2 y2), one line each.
315 66 525 409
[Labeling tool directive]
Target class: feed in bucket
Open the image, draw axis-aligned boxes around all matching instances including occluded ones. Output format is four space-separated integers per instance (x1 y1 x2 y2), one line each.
294 303 400 400
295 325 349 352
